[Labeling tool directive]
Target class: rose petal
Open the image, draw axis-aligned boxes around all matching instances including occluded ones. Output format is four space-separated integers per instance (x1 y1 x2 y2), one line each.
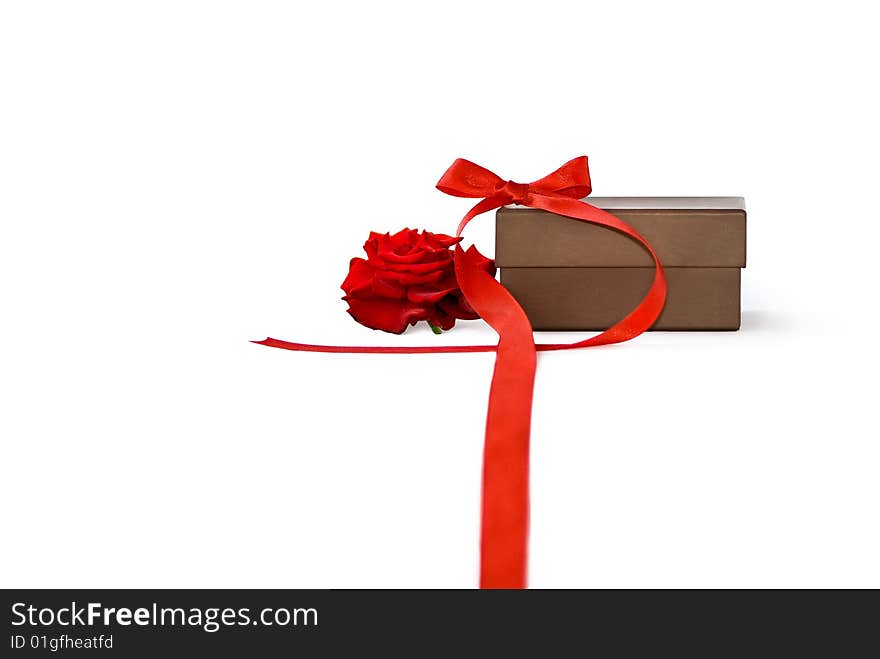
376 268 447 287
407 285 458 304
458 244 496 277
420 231 460 250
363 232 388 260
371 276 406 299
386 228 420 256
371 252 452 273
344 296 430 334
340 258 375 296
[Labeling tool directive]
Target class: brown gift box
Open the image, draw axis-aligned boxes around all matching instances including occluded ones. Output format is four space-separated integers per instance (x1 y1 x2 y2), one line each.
495 197 746 330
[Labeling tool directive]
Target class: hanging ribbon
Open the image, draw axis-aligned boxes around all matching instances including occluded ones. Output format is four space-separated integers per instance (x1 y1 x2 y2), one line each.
255 156 667 588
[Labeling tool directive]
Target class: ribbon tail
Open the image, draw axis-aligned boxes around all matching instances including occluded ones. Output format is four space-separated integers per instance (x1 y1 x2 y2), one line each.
252 337 497 354
455 245 536 589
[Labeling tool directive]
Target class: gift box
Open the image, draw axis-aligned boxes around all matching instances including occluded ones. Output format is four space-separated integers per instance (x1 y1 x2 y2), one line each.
496 197 746 330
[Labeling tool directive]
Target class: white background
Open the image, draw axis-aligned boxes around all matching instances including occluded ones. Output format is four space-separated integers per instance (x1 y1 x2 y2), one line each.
2 1 878 588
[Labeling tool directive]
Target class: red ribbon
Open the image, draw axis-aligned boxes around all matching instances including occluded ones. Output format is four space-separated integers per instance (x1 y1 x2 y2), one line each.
255 157 667 588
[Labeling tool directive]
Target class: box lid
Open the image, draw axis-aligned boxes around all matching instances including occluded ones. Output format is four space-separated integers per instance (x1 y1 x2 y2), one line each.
496 197 746 268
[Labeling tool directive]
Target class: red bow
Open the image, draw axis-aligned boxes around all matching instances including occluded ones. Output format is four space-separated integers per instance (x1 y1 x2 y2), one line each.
256 157 667 589
437 156 593 237
438 155 592 201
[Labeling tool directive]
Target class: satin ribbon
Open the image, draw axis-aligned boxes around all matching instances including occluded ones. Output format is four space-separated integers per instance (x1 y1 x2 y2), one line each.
255 157 667 588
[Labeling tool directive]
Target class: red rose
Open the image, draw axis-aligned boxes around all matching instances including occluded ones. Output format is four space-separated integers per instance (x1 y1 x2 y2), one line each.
341 228 495 334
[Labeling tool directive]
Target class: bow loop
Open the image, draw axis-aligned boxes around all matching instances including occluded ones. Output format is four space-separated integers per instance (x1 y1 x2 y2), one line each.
528 155 592 198
436 158 505 198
